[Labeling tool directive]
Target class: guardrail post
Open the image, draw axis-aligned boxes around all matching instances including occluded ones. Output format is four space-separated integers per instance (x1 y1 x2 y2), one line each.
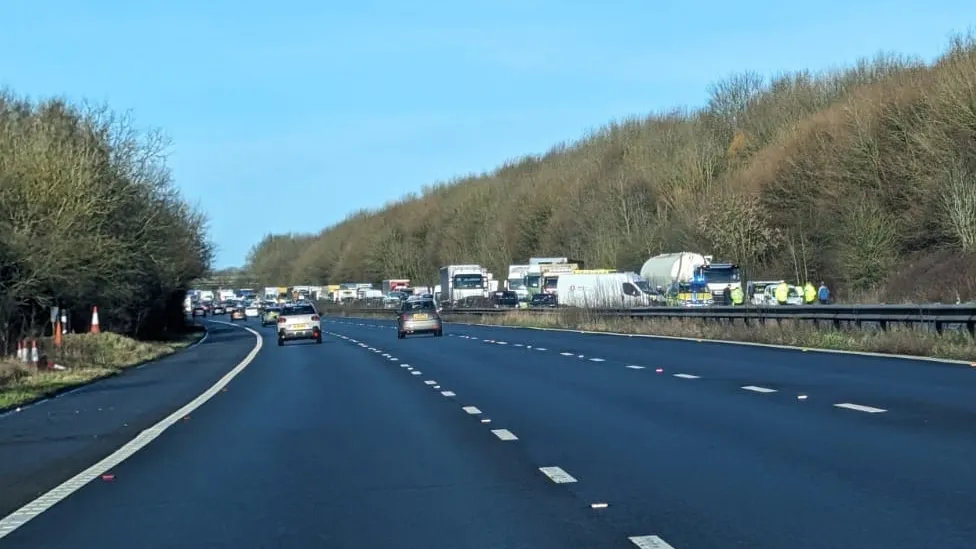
935 320 944 335
967 320 974 338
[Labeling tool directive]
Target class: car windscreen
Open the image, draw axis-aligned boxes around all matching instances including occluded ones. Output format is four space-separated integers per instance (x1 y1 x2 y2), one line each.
282 305 316 315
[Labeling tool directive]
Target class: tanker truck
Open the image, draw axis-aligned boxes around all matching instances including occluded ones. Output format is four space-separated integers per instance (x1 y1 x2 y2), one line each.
639 252 741 306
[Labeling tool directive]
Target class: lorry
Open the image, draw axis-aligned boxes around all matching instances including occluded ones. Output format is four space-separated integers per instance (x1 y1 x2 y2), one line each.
382 279 411 294
439 265 488 307
506 265 531 301
556 272 658 308
529 257 584 266
523 258 585 297
539 263 578 295
638 252 741 306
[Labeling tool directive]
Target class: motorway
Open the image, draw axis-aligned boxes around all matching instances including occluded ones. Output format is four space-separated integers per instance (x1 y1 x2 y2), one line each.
1 316 975 548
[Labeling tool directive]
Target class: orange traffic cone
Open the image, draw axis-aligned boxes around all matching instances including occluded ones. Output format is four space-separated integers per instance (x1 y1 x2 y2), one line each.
54 320 63 347
90 306 101 334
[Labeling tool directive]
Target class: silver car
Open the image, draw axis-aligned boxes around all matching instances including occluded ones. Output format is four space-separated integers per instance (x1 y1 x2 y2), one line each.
277 303 322 346
397 299 443 339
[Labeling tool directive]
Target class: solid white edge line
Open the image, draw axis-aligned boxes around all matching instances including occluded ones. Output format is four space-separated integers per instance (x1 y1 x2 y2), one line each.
491 428 518 440
834 402 887 413
629 534 678 548
538 466 576 483
742 385 777 393
430 320 972 367
0 320 263 539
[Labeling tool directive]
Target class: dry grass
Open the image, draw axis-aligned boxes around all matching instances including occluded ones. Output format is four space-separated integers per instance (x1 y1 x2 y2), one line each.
450 310 976 363
321 308 976 363
0 329 204 411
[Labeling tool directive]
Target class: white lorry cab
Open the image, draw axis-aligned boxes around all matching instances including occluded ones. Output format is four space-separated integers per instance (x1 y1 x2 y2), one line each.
439 265 488 306
556 272 657 308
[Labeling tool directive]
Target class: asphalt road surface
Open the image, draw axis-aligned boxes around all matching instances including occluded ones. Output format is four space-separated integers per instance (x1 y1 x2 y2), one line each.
2 316 975 548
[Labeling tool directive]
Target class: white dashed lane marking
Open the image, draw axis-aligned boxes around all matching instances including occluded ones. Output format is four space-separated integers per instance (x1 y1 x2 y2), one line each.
589 358 605 362
424 380 437 385
441 391 456 397
673 373 699 379
629 535 678 548
411 371 422 375
539 466 576 484
491 428 518 441
626 365 646 370
560 352 574 356
742 385 777 393
462 406 482 415
834 402 887 413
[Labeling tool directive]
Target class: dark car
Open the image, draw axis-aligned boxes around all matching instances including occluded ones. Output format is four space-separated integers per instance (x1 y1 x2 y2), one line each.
530 293 557 308
191 303 207 317
397 299 443 339
491 290 519 308
212 303 227 315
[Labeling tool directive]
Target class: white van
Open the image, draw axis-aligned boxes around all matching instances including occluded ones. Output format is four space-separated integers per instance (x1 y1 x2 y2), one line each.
556 272 657 308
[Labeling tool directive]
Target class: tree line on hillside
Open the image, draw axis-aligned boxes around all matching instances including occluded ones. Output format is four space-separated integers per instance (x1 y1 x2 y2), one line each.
0 90 212 352
246 35 976 304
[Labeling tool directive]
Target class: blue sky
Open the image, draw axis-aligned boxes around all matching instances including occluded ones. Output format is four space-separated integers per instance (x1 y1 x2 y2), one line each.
2 1 972 268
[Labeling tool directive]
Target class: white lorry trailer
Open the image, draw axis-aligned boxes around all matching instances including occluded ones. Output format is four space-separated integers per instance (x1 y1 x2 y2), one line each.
556 272 657 308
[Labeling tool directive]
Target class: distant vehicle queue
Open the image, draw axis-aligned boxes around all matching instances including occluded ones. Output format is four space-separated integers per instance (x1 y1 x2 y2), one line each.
184 289 323 346
314 252 832 310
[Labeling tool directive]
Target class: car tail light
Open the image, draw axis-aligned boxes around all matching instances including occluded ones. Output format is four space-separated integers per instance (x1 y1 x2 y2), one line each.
400 313 409 321
278 317 287 323
311 315 319 321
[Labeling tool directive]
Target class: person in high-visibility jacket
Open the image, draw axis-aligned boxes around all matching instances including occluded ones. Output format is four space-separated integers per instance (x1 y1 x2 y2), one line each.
803 282 816 304
731 285 744 305
775 281 789 304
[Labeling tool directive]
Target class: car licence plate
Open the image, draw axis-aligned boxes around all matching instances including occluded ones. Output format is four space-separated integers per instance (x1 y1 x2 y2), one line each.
413 314 428 320
292 323 308 330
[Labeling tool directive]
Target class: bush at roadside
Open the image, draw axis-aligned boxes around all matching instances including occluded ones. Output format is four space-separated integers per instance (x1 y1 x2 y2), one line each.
0 326 205 411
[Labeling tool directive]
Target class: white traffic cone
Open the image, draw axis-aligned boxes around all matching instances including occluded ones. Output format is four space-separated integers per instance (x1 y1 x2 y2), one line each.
30 340 39 366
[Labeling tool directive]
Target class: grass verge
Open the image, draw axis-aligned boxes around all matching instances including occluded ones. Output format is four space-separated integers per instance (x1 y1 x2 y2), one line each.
322 308 976 363
0 325 206 411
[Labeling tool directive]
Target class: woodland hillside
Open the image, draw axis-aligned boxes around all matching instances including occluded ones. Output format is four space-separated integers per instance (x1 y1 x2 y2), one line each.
246 35 976 303
0 90 212 352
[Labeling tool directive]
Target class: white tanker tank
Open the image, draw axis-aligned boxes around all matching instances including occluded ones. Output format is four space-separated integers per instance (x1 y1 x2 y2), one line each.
639 252 708 290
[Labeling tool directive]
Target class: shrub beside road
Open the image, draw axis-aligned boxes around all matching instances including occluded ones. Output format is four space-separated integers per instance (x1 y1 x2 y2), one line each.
0 327 206 411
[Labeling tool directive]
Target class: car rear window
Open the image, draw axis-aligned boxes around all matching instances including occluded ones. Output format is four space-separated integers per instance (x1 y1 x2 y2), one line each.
403 300 436 312
282 305 316 315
